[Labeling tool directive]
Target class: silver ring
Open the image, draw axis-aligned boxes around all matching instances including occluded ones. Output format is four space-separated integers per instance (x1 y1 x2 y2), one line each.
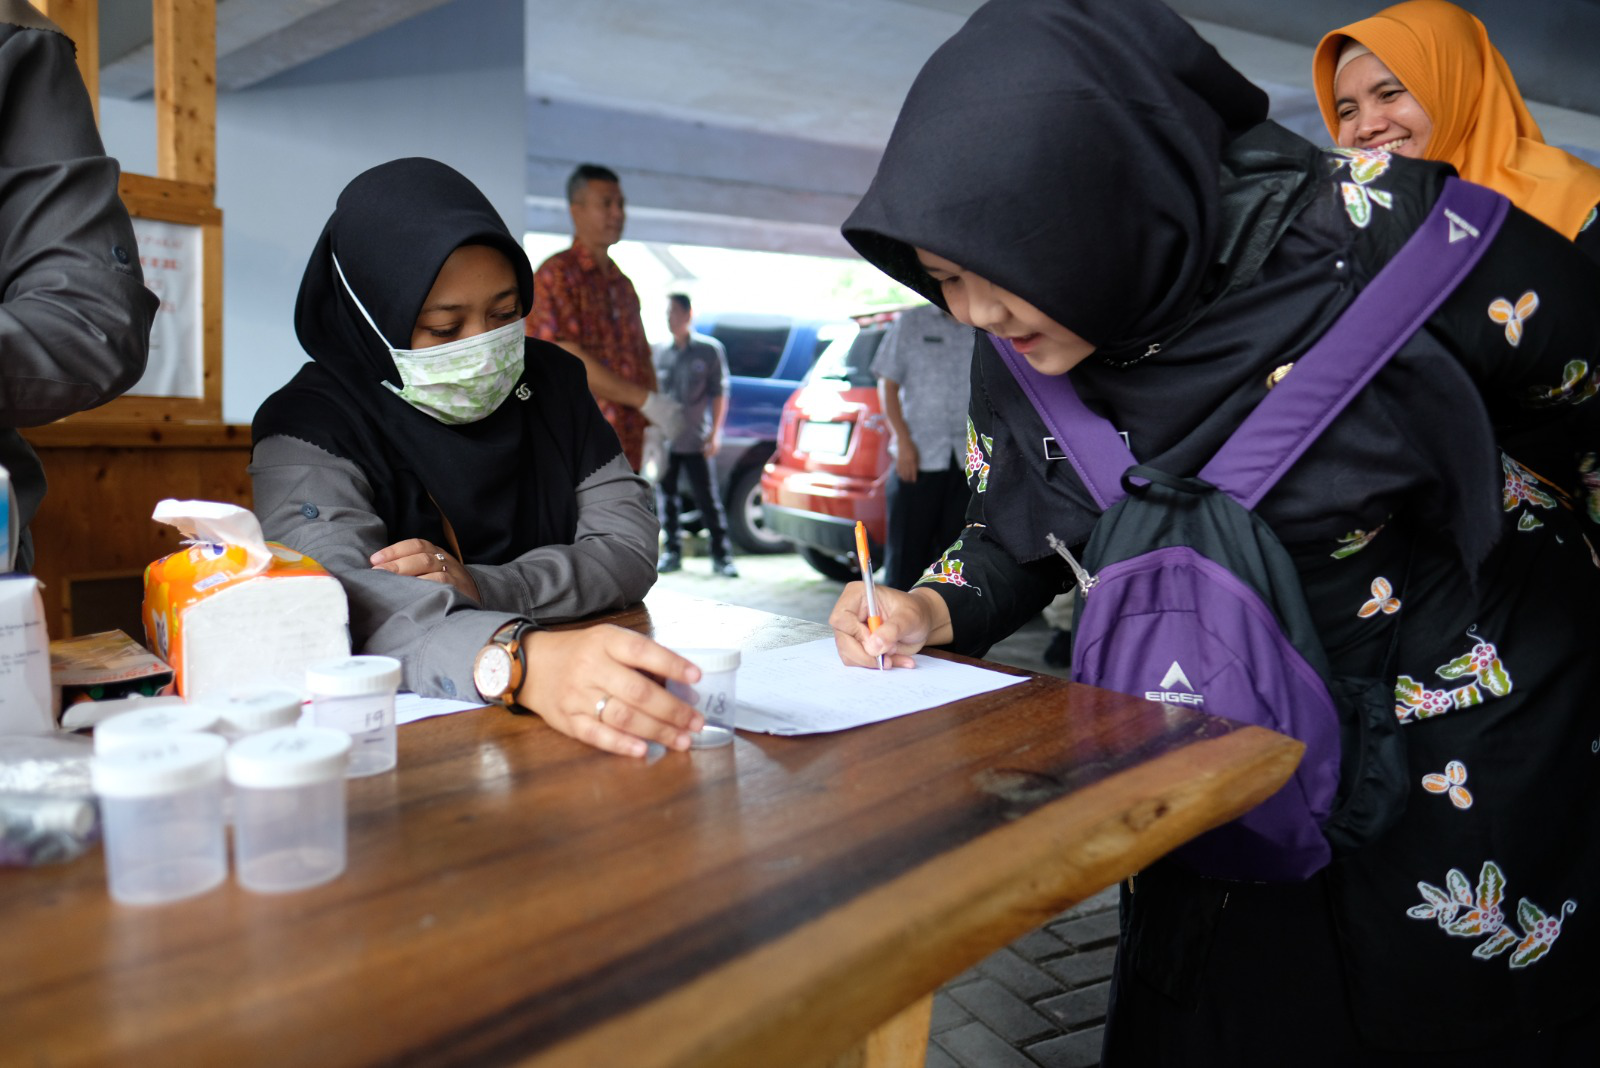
593 695 609 721
435 552 448 572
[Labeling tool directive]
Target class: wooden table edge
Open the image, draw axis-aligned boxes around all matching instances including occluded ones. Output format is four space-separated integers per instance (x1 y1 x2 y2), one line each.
522 724 1304 1068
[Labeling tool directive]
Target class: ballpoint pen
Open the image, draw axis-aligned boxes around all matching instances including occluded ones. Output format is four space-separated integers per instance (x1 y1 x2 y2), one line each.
854 521 885 671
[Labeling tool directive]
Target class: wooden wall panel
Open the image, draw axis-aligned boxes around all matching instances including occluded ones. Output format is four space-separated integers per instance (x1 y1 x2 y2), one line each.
22 423 253 638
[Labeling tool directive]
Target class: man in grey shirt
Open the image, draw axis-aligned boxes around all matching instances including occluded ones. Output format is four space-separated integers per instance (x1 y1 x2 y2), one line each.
0 4 157 571
872 302 973 590
653 293 737 578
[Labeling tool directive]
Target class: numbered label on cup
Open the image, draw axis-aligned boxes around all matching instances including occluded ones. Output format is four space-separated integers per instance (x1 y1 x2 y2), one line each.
668 647 740 749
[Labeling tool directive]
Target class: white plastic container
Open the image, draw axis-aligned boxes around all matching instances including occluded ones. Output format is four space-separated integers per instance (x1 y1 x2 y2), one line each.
211 688 304 744
91 734 228 905
93 703 220 755
668 648 740 749
226 727 351 893
305 656 401 777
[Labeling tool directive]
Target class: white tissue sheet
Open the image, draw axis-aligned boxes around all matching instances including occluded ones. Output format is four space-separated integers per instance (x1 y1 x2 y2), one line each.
179 574 349 699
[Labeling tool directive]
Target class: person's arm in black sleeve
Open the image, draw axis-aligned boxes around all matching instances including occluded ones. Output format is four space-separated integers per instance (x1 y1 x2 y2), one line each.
1428 202 1600 509
0 16 157 427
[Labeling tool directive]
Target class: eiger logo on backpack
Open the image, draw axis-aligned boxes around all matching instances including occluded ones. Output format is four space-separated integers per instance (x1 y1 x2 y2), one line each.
1147 661 1202 705
1445 208 1481 243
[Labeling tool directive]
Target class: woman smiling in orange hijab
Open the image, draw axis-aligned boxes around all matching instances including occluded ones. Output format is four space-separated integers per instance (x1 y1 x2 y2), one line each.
1314 0 1600 246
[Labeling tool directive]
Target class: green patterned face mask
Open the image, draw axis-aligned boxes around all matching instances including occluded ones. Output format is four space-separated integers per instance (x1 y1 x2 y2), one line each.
334 254 527 425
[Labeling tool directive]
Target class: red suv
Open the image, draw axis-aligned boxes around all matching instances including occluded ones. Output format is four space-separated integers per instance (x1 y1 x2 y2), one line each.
759 314 898 581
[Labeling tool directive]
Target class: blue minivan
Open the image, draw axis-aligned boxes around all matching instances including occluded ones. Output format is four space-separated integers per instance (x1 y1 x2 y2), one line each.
673 312 857 553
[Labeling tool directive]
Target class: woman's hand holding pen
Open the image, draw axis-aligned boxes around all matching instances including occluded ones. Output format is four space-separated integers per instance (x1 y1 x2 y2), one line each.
829 584 953 669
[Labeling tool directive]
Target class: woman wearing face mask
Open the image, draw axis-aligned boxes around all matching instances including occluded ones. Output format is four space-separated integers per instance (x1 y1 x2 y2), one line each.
1314 0 1600 256
830 0 1600 1061
252 158 704 758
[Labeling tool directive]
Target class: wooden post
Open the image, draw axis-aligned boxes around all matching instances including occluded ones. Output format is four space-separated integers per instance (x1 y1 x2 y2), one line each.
823 996 933 1068
32 0 98 121
152 0 215 191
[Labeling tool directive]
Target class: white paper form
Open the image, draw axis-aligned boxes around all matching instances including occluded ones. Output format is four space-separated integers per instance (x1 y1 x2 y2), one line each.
397 692 484 725
732 637 1028 736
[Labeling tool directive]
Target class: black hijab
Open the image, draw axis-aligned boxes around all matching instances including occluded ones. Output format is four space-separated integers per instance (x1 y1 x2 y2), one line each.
843 0 1502 570
845 0 1269 355
253 157 620 564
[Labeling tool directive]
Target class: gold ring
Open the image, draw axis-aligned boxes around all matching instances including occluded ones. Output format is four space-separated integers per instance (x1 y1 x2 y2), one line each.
435 552 448 572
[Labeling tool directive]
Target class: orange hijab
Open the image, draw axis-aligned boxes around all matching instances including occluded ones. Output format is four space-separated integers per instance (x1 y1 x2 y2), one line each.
1314 0 1600 239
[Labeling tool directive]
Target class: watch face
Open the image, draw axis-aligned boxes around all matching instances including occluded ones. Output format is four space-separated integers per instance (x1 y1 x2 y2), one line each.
474 645 513 700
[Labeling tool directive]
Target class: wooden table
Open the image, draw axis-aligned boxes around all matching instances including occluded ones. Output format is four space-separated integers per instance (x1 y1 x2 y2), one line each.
1 589 1302 1068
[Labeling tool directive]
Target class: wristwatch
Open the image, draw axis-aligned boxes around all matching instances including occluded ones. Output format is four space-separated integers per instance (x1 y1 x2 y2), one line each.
472 620 535 708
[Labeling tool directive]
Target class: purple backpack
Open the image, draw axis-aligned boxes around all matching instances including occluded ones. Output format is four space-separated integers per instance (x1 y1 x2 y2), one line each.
994 177 1508 881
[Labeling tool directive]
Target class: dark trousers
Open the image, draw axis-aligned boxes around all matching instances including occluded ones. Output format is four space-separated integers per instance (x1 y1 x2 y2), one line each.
658 451 730 560
884 464 968 591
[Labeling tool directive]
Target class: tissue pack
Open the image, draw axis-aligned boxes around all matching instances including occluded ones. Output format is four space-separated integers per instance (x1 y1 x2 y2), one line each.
142 500 349 698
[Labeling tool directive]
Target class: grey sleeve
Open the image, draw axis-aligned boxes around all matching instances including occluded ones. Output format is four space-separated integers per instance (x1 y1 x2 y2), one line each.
249 435 518 702
709 337 730 398
871 316 909 383
466 452 660 622
0 23 157 427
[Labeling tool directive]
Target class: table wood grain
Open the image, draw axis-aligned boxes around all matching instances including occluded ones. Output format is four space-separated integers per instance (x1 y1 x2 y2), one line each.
0 590 1301 1068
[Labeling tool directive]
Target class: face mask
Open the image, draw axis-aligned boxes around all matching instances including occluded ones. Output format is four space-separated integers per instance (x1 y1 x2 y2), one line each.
334 254 527 425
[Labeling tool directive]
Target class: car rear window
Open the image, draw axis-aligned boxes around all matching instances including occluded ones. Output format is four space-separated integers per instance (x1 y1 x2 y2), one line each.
710 325 789 379
809 326 882 388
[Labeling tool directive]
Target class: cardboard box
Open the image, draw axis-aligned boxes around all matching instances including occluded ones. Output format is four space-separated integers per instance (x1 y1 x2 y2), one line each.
50 630 175 714
142 500 349 698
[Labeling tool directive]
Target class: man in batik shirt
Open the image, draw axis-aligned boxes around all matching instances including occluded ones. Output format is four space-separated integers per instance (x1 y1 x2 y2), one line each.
526 163 680 471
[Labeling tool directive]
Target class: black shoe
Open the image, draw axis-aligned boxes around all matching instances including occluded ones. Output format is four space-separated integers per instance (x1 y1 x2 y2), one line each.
657 551 682 573
711 557 740 578
1043 627 1072 669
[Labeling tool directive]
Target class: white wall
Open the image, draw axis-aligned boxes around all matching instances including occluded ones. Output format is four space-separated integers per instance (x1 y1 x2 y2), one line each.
97 0 525 426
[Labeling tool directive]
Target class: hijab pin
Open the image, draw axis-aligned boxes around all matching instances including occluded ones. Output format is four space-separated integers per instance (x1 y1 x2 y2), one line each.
1266 362 1295 389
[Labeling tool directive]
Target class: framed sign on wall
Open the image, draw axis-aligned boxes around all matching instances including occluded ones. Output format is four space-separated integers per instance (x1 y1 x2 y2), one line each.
42 0 224 426
127 215 205 399
67 174 224 424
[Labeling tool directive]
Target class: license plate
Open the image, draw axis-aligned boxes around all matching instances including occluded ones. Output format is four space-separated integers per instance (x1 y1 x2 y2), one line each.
797 420 851 456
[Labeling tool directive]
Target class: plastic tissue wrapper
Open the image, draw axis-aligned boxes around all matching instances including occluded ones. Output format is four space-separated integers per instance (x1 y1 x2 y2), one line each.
0 733 98 866
143 499 350 698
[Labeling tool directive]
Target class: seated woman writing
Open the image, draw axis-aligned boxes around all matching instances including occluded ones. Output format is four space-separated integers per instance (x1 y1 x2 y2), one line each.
251 157 703 757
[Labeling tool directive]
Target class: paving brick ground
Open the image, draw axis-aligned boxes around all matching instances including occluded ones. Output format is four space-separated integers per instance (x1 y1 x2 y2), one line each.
656 547 1117 1067
932 888 1117 1067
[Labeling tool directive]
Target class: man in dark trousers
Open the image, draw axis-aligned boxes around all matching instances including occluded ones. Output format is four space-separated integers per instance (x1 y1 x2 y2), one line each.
653 293 738 578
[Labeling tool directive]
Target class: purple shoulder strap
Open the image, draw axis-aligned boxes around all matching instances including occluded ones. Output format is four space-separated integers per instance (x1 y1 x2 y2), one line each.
992 176 1510 511
988 335 1131 509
